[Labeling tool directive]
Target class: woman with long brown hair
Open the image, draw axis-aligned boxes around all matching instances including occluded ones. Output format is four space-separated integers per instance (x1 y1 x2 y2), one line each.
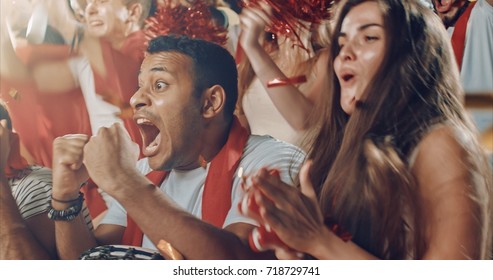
242 0 492 259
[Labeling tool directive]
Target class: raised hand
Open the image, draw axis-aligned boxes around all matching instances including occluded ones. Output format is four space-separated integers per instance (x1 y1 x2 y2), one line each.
239 1 273 49
52 134 90 200
83 123 140 195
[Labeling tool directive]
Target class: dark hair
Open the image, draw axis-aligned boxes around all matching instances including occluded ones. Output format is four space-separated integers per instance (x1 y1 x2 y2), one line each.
307 0 491 259
0 100 12 130
147 35 238 122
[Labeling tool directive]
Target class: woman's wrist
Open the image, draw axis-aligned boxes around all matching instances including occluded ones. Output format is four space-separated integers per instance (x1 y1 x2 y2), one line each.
306 225 337 259
241 40 264 56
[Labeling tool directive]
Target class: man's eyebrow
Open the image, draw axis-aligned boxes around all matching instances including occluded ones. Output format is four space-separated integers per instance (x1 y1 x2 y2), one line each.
150 66 167 72
338 23 384 37
138 66 168 75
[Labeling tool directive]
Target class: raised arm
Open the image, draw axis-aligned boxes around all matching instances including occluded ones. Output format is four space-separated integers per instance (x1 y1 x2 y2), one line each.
0 120 53 259
30 0 106 94
239 3 330 130
51 134 124 259
0 176 54 259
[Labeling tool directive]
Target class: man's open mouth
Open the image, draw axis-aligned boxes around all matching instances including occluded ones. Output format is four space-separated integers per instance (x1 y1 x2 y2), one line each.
136 117 161 156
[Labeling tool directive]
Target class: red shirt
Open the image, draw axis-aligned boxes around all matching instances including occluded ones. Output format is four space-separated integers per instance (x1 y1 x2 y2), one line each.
93 31 147 151
1 78 91 167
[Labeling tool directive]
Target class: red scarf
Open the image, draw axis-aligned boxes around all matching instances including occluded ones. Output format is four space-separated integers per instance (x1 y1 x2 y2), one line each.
4 132 29 178
81 179 107 220
93 31 146 155
451 1 476 70
121 117 249 246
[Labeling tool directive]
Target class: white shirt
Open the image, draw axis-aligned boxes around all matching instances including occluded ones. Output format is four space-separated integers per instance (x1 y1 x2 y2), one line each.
460 0 493 93
101 135 306 250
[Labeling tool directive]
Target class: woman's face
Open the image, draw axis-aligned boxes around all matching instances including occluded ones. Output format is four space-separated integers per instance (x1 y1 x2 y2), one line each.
334 1 386 115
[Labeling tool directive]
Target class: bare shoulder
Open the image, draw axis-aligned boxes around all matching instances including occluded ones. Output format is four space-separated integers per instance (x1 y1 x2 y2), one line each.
413 125 491 259
412 125 474 185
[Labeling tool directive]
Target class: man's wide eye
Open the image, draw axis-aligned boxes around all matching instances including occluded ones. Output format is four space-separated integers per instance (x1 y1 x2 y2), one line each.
155 81 167 90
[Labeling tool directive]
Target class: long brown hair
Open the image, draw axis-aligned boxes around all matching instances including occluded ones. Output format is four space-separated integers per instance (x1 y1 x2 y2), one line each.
307 0 492 259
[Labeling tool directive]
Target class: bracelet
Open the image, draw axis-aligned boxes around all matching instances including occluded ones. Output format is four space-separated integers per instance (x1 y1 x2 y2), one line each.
47 192 84 221
266 75 307 88
51 191 84 203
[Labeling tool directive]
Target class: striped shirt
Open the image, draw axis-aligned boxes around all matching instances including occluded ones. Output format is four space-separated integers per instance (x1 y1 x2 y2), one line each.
9 166 92 228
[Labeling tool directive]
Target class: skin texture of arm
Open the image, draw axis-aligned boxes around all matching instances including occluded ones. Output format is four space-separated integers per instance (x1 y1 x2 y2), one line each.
51 134 103 260
239 4 330 130
248 126 487 259
413 125 484 259
0 120 53 259
32 1 109 94
52 133 138 259
31 61 79 94
28 0 108 94
108 176 262 259
0 175 54 259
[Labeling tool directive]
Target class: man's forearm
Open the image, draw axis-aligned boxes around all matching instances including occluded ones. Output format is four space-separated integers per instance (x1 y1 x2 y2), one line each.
112 177 258 260
0 176 52 259
52 199 98 260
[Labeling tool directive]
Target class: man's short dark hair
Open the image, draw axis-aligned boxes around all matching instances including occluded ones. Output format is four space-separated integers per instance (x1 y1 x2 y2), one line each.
147 35 238 122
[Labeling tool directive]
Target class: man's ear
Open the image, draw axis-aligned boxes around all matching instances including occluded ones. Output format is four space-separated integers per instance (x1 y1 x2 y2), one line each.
201 85 226 119
126 3 143 25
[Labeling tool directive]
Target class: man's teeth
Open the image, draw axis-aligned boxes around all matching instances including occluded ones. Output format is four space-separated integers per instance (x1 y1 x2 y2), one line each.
148 140 158 148
136 118 153 125
147 133 161 149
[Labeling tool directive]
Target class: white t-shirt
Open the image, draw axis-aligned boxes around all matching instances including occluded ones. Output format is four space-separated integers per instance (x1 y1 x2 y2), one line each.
460 0 493 94
455 0 493 133
101 135 306 250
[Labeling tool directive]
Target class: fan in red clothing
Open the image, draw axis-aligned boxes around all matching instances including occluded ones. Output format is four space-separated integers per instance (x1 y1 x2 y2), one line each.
144 0 228 46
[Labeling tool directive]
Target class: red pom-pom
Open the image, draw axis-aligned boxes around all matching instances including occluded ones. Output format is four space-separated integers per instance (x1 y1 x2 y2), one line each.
241 0 336 49
144 0 228 46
